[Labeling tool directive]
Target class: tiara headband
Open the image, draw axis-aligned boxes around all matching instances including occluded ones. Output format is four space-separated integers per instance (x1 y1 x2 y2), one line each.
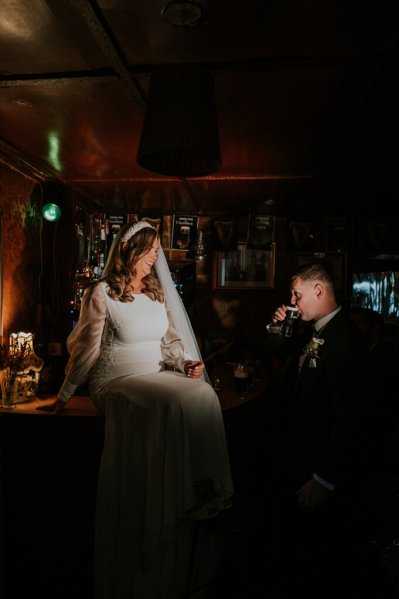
121 221 156 243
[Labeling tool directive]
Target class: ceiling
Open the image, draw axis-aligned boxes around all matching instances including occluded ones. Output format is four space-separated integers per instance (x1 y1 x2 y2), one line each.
1 0 399 217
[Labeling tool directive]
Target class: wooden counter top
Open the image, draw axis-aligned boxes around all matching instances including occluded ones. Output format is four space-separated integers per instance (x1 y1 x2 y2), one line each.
0 394 100 417
210 362 268 411
0 365 268 416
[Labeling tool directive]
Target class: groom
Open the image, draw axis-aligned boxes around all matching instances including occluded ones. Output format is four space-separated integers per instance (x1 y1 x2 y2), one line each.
267 262 375 597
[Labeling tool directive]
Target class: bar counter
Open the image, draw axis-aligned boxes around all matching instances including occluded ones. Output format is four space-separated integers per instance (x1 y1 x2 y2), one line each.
0 364 268 598
0 362 268 416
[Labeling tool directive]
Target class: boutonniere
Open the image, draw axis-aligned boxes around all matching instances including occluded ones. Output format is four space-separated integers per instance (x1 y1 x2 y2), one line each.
303 337 325 368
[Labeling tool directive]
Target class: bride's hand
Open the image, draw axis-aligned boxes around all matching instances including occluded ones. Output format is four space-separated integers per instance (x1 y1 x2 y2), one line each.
36 398 67 414
184 361 204 379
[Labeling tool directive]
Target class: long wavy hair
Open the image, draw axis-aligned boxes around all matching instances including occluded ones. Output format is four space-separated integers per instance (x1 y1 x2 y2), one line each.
101 224 164 303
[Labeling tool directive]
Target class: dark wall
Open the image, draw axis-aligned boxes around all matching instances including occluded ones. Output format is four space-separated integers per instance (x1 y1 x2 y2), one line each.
0 164 77 391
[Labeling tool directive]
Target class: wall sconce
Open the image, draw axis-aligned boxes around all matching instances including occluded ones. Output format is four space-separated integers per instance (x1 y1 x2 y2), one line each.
42 202 61 222
190 229 207 261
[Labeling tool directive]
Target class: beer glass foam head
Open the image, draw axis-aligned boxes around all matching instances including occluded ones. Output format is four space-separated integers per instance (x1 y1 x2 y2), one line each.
285 306 299 321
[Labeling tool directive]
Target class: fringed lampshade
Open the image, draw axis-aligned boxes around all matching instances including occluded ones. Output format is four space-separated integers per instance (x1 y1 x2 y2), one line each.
137 65 221 177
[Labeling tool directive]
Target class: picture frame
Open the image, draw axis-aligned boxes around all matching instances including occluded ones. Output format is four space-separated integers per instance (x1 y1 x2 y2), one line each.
325 216 351 252
246 214 275 249
138 215 163 235
211 216 238 250
171 215 198 251
212 242 275 289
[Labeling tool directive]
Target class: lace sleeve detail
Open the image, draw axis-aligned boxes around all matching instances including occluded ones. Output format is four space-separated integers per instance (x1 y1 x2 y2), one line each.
63 284 107 387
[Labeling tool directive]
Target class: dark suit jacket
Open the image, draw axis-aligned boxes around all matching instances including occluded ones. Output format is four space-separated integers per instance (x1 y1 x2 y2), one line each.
272 309 372 493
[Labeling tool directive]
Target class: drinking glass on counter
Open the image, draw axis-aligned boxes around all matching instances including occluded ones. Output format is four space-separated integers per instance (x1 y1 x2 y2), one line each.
233 361 249 396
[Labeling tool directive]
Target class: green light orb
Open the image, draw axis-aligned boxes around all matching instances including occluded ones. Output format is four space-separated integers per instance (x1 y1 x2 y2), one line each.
42 203 61 222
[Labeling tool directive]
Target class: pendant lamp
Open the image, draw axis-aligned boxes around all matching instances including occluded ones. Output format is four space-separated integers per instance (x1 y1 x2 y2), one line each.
136 64 221 177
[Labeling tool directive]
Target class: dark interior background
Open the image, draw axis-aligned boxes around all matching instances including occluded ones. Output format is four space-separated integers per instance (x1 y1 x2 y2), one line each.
1 4 399 598
1 0 399 216
1 0 399 374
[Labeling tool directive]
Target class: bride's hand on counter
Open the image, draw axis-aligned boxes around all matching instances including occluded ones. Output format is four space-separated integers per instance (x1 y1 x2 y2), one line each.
36 398 67 414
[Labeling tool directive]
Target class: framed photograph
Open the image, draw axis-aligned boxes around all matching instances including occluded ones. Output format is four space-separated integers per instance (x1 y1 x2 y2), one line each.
287 218 325 252
211 216 238 250
138 215 163 236
171 215 198 251
325 216 351 252
105 214 128 235
213 242 275 289
246 214 275 249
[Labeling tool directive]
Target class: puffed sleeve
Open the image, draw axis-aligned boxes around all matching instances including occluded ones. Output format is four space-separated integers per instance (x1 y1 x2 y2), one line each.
161 308 194 373
57 284 106 402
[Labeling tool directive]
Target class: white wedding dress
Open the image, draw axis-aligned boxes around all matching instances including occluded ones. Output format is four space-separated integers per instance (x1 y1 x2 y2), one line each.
62 282 234 599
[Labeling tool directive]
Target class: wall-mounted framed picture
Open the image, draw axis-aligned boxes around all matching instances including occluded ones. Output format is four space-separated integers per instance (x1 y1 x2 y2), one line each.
212 242 275 289
246 214 275 249
171 215 198 251
325 216 351 252
211 216 238 250
138 215 163 235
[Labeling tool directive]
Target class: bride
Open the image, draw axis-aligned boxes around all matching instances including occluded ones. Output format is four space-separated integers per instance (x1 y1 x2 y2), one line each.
51 220 234 598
